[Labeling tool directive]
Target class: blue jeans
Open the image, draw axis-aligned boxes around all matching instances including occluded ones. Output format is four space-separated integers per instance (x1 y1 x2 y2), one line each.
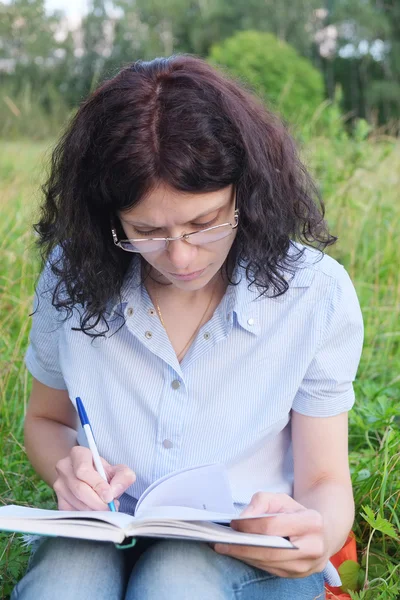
11 536 325 599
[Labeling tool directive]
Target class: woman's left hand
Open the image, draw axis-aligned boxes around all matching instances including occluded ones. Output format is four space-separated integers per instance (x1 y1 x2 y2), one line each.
213 492 330 578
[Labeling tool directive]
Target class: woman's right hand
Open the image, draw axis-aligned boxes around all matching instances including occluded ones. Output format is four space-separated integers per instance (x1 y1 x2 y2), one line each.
53 446 136 511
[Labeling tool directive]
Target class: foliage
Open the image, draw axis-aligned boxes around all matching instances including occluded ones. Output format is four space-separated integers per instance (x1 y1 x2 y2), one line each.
0 0 61 62
208 30 324 124
1 81 73 140
327 0 400 125
2 0 400 128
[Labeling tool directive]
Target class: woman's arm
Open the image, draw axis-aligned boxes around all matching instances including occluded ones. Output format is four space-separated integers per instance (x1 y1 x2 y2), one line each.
291 409 355 557
24 378 79 487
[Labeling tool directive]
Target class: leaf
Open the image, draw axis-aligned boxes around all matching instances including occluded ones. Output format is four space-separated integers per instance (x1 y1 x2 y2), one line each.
356 468 371 481
361 505 375 524
348 588 365 599
357 567 366 590
361 505 398 539
339 559 361 591
361 552 393 578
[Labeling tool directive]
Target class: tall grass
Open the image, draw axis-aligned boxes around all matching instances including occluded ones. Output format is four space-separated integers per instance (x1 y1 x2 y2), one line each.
1 83 72 140
0 136 399 599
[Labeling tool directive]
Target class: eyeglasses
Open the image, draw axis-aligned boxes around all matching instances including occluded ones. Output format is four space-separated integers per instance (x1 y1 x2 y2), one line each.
112 209 239 254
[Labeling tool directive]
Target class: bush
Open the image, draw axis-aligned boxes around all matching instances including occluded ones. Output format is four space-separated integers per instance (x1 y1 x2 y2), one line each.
208 30 325 125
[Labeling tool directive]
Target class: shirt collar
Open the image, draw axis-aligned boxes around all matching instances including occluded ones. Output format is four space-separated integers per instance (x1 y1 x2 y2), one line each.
223 264 262 336
108 256 142 317
226 247 315 335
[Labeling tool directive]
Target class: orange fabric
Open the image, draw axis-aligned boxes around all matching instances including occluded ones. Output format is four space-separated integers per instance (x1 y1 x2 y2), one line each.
325 532 357 600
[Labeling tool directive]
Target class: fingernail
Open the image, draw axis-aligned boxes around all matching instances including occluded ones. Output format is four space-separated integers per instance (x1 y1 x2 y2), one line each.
239 504 254 517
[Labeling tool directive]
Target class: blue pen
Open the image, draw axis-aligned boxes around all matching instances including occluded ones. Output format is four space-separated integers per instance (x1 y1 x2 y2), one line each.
76 397 117 512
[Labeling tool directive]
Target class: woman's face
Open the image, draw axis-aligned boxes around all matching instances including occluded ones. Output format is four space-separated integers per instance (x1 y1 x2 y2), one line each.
118 183 237 291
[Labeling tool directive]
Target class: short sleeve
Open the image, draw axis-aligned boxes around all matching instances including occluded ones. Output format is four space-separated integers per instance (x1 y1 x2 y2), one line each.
25 260 68 390
292 266 364 416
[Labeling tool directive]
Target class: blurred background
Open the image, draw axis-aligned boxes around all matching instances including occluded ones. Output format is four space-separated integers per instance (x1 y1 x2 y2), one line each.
1 0 400 136
0 1 399 599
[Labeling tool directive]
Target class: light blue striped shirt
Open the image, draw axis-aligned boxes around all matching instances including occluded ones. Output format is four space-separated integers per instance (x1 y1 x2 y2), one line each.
25 243 363 583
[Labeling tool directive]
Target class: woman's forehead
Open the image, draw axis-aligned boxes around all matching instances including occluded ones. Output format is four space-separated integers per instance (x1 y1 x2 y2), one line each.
120 183 233 225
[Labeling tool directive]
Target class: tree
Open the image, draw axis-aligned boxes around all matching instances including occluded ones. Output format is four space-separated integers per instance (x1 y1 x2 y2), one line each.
208 30 325 124
326 0 399 124
0 0 59 64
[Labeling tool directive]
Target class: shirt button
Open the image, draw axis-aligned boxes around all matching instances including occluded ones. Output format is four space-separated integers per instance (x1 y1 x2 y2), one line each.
145 331 153 339
127 307 134 317
162 439 173 449
148 308 156 316
203 332 210 340
171 380 181 390
247 318 254 326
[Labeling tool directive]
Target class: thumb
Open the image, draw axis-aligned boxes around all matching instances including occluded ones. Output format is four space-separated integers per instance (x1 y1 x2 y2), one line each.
107 464 136 498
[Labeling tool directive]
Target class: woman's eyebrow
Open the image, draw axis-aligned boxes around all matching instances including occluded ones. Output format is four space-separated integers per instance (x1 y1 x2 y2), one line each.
122 204 224 227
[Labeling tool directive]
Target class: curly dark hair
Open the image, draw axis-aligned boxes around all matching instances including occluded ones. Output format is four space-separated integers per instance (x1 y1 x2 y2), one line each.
36 54 336 336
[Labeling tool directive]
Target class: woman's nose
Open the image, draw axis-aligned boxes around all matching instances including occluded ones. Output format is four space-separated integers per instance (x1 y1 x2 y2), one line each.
166 238 198 270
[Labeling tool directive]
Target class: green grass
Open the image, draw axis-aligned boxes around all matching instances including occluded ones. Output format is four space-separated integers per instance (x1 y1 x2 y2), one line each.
0 138 399 599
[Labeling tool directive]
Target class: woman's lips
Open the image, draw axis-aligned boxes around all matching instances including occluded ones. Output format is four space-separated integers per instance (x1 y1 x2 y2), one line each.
168 268 206 281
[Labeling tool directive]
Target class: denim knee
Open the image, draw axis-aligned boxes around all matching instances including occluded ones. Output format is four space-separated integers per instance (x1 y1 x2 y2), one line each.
126 540 228 599
11 536 126 600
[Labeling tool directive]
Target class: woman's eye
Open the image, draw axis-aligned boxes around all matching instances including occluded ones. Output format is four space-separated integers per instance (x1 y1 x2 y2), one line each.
192 217 218 228
133 215 218 236
134 229 158 236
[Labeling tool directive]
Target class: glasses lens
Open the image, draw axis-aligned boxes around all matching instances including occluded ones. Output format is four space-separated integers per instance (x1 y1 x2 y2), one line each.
187 225 233 245
120 239 166 253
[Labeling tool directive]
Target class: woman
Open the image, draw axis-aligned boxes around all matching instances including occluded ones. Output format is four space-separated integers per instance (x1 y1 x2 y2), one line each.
12 55 363 600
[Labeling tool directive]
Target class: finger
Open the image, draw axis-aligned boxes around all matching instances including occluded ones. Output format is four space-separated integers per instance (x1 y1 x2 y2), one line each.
59 476 120 512
57 497 79 511
108 464 136 498
231 510 323 539
55 482 96 511
213 542 301 571
59 463 108 510
215 534 325 570
70 447 114 503
241 492 305 517
214 543 270 562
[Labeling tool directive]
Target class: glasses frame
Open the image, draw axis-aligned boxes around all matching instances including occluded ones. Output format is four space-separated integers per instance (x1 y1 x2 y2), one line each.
111 209 239 254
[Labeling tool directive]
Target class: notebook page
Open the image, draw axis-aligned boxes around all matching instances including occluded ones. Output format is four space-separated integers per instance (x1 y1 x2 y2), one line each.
0 516 124 543
0 505 135 529
135 464 234 516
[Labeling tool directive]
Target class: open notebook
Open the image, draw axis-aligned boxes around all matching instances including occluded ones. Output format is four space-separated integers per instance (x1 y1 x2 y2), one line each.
0 463 295 549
